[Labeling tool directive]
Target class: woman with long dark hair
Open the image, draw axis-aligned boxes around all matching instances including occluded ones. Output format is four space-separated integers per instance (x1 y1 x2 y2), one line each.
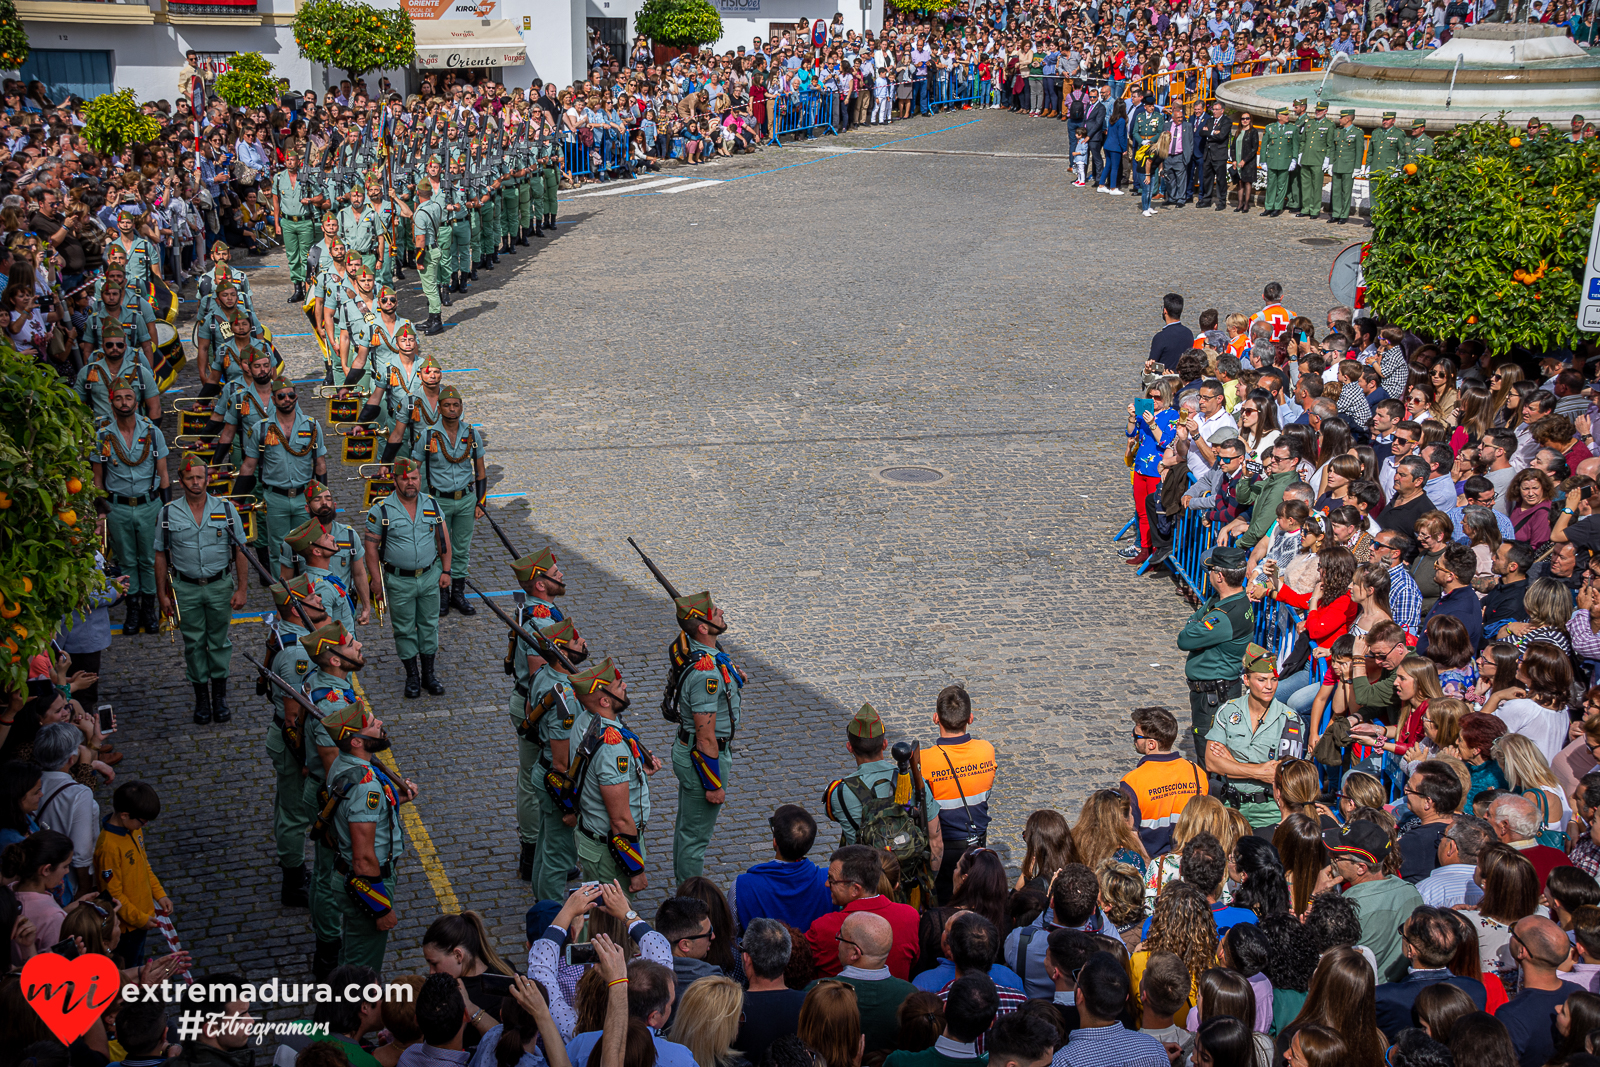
424 910 517 1047
1276 946 1386 1066
1096 99 1128 191
1013 809 1078 894
678 876 743 980
0 760 42 849
1229 837 1289 919
1460 843 1541 974
1448 1011 1519 1067
948 849 1010 936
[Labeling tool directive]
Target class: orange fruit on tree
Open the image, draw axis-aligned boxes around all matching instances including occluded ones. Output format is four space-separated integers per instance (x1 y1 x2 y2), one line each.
19 577 29 594
65 477 82 495
1467 315 1477 324
1403 163 1418 175
57 509 76 527
1511 137 1522 147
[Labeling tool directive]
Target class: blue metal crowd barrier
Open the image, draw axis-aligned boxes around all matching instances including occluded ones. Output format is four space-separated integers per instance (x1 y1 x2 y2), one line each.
768 90 836 144
562 141 592 178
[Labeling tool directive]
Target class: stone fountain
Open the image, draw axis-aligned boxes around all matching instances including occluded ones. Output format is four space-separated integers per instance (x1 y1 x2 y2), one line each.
1216 23 1600 131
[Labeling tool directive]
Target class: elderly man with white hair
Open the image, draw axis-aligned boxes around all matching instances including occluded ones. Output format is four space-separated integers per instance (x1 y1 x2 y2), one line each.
33 720 101 900
1488 793 1572 889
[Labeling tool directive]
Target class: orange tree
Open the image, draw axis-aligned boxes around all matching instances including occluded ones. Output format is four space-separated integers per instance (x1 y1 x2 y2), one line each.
0 0 29 71
293 0 415 82
0 341 102 690
1364 121 1600 352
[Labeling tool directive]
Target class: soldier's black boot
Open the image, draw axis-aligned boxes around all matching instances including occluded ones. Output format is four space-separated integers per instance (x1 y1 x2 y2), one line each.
517 841 536 881
311 939 341 981
490 252 501 267
211 677 230 723
439 580 452 617
424 313 445 337
439 283 452 309
124 594 141 635
192 682 212 725
450 579 476 615
140 593 160 635
402 656 422 698
533 220 543 237
420 653 445 695
469 266 480 281
280 864 309 907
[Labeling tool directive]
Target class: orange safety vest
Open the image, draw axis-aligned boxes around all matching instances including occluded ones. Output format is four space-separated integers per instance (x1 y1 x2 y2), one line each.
924 736 996 843
1120 752 1208 855
1252 302 1293 343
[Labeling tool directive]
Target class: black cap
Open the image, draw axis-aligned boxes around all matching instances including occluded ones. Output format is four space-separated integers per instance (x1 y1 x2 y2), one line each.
1207 545 1249 570
1323 821 1390 865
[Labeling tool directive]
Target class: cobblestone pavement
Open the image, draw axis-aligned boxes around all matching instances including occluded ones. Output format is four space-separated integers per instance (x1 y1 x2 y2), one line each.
98 108 1344 990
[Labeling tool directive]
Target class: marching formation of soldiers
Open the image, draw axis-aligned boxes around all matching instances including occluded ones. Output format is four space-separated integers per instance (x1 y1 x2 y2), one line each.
1255 98 1434 224
269 101 564 340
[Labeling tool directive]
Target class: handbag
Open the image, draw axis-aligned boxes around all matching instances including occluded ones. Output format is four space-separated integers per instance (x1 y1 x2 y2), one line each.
230 160 260 184
578 126 595 149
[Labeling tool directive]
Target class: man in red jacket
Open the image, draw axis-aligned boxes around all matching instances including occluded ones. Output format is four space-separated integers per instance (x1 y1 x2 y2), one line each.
807 844 921 980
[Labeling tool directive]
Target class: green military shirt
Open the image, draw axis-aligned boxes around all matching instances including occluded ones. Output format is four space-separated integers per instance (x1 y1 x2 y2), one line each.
1205 694 1303 826
364 317 413 362
269 620 315 692
245 410 326 490
1329 123 1363 173
677 637 743 741
76 357 158 423
330 751 406 867
272 169 310 216
1261 120 1299 169
95 416 168 497
1401 132 1434 163
401 393 442 460
1299 115 1334 167
338 205 382 255
421 422 483 494
215 378 274 438
570 707 651 838
309 238 340 280
113 237 160 287
211 335 268 385
413 196 442 249
1368 125 1405 173
371 352 423 421
305 665 356 779
153 493 245 578
197 303 262 363
197 266 254 310
333 281 380 346
825 757 939 846
83 300 151 352
365 491 443 572
530 663 580 762
1175 591 1255 680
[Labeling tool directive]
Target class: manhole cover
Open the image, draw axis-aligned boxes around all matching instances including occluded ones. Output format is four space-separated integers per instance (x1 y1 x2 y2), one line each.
879 466 945 484
1298 237 1341 247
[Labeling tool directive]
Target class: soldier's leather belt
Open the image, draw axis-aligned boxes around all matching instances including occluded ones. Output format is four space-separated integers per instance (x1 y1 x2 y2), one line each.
676 729 729 751
173 568 228 586
110 494 153 506
383 563 434 578
267 483 311 497
436 488 471 500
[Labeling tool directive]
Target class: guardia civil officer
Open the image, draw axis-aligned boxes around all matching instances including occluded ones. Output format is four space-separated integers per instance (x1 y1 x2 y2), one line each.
1175 544 1255 769
1204 643 1304 829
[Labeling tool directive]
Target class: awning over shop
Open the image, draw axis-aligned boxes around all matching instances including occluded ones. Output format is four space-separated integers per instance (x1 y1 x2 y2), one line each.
413 20 527 70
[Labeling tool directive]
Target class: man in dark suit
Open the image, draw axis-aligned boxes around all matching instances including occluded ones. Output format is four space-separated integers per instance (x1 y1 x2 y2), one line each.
1147 293 1194 373
1084 84 1113 187
1374 907 1487 1040
1197 99 1232 210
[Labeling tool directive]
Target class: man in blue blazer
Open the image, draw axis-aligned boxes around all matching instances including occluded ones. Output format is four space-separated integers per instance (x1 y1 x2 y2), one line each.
1375 906 1487 1040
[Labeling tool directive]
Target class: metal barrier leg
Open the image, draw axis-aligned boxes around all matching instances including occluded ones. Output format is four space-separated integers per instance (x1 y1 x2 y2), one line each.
1114 517 1136 542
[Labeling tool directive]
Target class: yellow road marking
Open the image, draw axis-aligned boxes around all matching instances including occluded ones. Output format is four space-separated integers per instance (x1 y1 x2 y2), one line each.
351 673 462 914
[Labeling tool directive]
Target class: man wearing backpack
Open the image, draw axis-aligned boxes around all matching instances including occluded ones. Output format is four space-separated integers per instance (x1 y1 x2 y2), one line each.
822 703 944 881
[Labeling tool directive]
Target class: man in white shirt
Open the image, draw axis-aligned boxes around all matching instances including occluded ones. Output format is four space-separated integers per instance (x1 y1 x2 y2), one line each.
33 721 99 899
1175 379 1239 479
1416 814 1491 908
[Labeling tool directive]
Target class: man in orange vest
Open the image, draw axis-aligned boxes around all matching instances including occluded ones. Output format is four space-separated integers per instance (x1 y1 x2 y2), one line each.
1119 705 1207 858
925 685 997 903
1250 281 1294 344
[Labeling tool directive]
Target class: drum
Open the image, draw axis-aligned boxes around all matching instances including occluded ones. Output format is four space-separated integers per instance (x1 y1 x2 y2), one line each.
151 320 186 390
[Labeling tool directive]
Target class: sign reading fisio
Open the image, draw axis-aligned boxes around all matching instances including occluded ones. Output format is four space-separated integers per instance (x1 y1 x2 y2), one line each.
717 0 761 11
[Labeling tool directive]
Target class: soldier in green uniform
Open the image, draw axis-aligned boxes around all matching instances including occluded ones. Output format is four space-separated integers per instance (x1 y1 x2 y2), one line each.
1129 94 1161 210
411 178 447 337
338 184 383 277
1296 101 1334 220
1286 98 1309 214
669 591 746 884
362 175 398 289
264 574 329 909
75 323 160 426
505 547 569 879
93 377 171 635
234 376 328 570
154 453 250 724
1204 643 1304 829
383 357 445 465
500 130 521 255
1175 544 1255 769
514 120 534 243
568 657 660 898
332 264 381 381
278 485 370 620
299 617 358 979
210 312 270 389
273 151 317 304
821 703 944 867
1328 109 1363 224
536 109 560 235
83 283 155 368
195 242 255 312
195 285 261 391
307 213 343 285
422 385 485 618
1366 111 1406 228
281 519 359 636
362 456 450 698
1260 107 1300 217
1401 117 1435 164
207 348 275 468
526 618 587 899
446 152 474 293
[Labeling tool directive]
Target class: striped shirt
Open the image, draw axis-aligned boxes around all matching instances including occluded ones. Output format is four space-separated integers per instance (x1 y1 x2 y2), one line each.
1053 1023 1169 1067
1389 563 1423 637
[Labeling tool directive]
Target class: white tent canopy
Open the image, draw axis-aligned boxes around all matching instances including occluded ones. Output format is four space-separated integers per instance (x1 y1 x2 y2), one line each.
413 20 528 70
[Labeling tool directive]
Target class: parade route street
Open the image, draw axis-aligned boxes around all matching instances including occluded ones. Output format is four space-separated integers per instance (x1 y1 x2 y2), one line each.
101 111 1338 984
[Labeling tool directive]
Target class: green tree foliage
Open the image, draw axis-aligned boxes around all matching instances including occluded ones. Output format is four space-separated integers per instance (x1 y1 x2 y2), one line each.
1363 121 1600 352
0 0 30 72
0 342 105 692
293 0 416 82
213 51 277 110
81 90 162 156
633 0 724 49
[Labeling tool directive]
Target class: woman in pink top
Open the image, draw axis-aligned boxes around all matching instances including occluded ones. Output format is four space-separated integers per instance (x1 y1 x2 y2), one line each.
4 829 75 954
